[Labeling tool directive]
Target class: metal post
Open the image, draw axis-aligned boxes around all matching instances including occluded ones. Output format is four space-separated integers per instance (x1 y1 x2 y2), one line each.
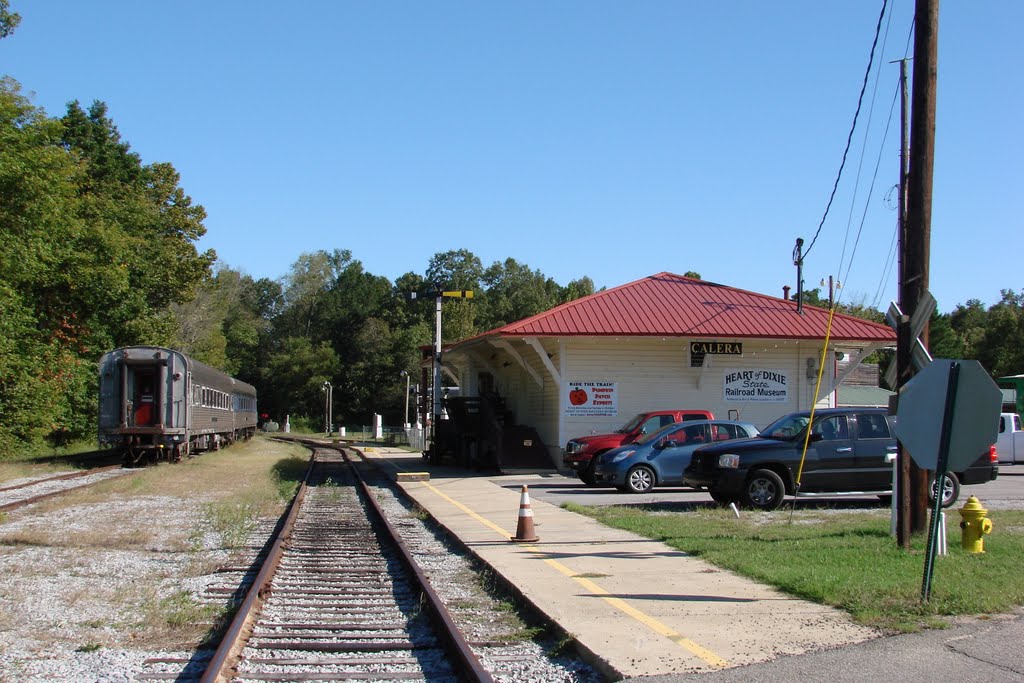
401 370 410 428
322 381 332 435
792 238 804 314
433 293 443 441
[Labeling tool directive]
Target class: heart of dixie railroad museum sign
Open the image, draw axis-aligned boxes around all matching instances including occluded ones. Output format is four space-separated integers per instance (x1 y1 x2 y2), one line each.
724 369 788 402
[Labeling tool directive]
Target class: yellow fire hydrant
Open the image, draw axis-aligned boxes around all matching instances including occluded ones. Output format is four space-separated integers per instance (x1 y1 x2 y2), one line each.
958 496 993 553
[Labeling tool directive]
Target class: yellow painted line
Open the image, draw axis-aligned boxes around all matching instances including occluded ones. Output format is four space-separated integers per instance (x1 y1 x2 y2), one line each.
419 480 727 668
423 481 513 538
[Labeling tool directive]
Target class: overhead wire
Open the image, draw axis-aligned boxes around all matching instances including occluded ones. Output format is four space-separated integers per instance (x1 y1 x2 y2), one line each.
838 76 901 305
834 0 897 306
803 0 889 262
870 18 919 311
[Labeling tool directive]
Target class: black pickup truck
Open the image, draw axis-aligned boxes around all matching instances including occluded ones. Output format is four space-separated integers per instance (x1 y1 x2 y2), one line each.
683 407 998 511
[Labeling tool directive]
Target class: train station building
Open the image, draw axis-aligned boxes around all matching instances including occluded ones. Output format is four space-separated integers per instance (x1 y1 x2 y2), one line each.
431 272 896 470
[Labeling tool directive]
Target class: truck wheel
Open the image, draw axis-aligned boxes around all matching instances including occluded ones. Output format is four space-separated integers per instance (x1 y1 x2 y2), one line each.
930 472 960 508
742 469 785 510
625 465 656 494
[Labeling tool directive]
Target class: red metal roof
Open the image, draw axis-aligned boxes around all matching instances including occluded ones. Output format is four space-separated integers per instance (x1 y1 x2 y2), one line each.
489 272 895 342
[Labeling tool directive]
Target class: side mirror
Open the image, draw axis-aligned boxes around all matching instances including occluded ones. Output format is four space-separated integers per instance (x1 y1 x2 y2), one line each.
809 432 823 442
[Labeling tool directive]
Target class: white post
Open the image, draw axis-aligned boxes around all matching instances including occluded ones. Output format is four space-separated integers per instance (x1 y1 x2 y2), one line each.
433 294 442 431
401 370 410 429
322 381 333 434
373 413 383 440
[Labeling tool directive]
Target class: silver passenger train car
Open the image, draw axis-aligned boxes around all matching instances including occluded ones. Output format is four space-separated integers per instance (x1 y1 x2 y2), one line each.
98 346 257 464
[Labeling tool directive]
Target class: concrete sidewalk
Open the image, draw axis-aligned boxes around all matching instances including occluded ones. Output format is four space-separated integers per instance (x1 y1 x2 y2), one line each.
358 445 881 679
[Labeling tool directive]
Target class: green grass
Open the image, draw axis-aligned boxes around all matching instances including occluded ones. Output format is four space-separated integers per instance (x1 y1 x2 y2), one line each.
565 502 1024 632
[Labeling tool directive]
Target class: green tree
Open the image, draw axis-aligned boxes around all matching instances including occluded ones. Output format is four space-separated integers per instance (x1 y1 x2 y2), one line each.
0 79 95 453
926 308 963 360
425 249 482 342
0 80 215 455
262 337 339 423
477 258 558 331
558 276 597 304
0 0 21 39
948 299 989 360
226 274 282 382
60 99 214 347
973 290 1024 377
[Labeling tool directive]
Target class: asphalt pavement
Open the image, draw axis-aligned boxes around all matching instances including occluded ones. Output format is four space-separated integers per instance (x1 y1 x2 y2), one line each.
629 610 1024 682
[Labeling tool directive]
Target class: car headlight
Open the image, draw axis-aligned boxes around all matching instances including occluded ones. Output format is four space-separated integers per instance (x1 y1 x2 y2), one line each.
718 454 740 469
566 442 582 454
610 449 635 463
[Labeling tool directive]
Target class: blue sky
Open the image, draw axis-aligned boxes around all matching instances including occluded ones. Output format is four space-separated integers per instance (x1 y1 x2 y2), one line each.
3 2 1020 313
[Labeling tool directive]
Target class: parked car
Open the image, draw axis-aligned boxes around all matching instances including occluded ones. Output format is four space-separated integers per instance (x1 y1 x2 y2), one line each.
683 407 998 511
564 409 715 485
593 419 759 493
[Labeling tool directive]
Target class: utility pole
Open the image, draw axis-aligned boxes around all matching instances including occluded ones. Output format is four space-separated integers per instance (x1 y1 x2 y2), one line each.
821 275 841 308
900 0 938 536
792 238 805 314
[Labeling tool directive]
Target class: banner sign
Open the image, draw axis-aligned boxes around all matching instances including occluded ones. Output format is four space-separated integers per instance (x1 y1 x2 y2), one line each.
565 381 618 416
724 369 788 402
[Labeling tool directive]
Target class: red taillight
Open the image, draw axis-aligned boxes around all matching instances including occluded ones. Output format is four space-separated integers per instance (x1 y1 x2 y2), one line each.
989 444 998 463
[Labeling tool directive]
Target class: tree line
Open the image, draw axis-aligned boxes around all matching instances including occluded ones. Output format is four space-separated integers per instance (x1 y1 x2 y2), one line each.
1 72 1021 457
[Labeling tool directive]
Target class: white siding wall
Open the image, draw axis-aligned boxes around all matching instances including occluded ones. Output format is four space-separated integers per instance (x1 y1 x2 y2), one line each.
558 338 836 450
454 336 841 471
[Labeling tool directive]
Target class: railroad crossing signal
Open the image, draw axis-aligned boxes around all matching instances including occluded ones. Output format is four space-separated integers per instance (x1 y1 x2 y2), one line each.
883 290 936 389
406 289 474 300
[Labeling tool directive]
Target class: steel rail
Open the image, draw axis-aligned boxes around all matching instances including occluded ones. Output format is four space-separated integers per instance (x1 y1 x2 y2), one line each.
199 455 315 683
337 446 495 683
0 465 126 513
0 465 122 495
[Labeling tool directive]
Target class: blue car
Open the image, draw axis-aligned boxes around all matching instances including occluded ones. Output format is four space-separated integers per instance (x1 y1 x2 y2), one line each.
593 419 760 493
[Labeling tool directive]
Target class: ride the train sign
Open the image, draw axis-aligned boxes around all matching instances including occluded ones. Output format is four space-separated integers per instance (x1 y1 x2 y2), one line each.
565 381 618 416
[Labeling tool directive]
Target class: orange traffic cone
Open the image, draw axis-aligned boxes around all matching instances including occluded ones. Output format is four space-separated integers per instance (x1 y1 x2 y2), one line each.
510 485 539 542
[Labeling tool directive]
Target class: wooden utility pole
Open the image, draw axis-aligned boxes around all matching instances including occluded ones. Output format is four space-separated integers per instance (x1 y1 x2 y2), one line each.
896 57 912 548
900 0 939 536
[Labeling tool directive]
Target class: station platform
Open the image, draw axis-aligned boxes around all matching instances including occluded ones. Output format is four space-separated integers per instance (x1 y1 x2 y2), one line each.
354 444 881 680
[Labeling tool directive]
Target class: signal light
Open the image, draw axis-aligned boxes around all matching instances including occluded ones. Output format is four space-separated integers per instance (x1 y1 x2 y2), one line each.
989 444 998 463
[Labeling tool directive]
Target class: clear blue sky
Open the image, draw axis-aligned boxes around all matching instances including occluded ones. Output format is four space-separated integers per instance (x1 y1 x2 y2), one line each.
3 1 1020 313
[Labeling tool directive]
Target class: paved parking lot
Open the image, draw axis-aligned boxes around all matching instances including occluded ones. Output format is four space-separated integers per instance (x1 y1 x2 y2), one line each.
503 463 1024 510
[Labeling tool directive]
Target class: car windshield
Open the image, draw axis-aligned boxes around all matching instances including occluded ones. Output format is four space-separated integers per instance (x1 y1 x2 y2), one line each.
634 422 683 445
761 413 810 440
617 414 646 433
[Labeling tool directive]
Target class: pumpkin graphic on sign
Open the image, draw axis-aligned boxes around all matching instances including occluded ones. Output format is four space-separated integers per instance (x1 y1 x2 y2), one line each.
569 388 588 405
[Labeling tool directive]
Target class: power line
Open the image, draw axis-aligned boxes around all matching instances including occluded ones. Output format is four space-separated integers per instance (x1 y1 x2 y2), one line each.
803 0 889 260
835 0 898 305
839 78 901 306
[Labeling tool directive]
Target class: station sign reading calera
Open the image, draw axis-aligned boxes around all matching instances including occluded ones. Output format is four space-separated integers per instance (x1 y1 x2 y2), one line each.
690 341 742 367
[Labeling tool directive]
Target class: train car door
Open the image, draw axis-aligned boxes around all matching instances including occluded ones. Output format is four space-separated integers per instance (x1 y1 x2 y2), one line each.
133 369 157 426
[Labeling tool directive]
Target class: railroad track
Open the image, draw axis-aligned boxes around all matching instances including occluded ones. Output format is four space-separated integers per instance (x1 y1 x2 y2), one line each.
198 446 495 683
0 465 133 513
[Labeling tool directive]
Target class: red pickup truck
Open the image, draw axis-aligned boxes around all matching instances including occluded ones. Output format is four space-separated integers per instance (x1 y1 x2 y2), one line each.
565 409 714 485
